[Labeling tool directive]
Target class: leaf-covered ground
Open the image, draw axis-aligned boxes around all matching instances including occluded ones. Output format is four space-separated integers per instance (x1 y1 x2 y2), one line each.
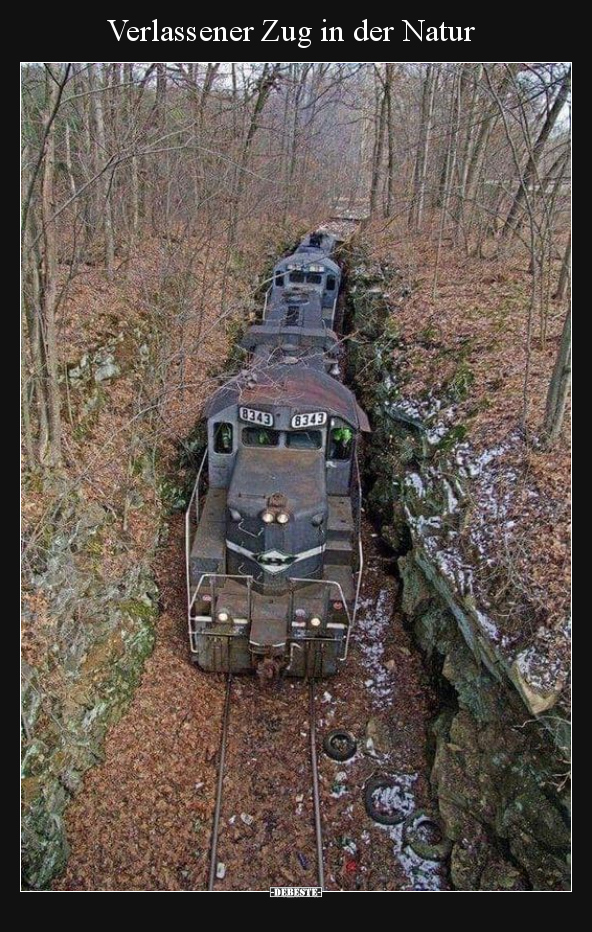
362 221 570 704
53 521 445 891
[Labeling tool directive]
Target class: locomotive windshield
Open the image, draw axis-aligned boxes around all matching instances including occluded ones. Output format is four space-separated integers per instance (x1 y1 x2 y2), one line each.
242 427 279 446
286 430 323 450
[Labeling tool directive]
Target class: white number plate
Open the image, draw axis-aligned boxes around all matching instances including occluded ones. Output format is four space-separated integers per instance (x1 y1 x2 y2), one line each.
239 406 274 427
291 412 327 429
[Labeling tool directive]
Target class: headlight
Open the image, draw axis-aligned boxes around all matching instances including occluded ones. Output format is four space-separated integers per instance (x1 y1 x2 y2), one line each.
276 512 290 525
217 610 230 623
261 510 275 524
310 616 322 628
229 508 242 521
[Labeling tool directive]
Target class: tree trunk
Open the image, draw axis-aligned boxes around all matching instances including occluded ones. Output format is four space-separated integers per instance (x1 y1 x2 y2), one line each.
385 64 396 216
542 306 571 446
461 67 513 239
227 63 280 250
504 67 571 236
125 63 140 272
90 64 115 279
23 215 50 458
369 73 387 217
556 234 572 301
40 64 63 466
409 64 437 231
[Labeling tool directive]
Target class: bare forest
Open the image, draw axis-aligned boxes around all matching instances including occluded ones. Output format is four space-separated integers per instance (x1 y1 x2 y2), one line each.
21 62 571 892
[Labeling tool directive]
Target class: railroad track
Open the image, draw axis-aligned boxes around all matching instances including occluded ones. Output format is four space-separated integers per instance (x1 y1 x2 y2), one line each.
207 676 325 891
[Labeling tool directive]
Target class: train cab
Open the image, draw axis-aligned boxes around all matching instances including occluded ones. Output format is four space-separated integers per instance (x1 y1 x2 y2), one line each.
186 366 369 677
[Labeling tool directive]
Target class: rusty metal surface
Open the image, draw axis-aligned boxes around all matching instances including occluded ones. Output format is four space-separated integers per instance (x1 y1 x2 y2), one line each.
204 365 370 431
240 325 338 351
230 446 324 501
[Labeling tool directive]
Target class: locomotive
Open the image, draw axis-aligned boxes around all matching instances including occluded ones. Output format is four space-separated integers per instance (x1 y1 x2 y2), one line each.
185 230 369 678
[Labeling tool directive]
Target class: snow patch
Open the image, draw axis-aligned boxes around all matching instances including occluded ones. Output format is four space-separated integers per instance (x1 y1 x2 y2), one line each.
374 773 443 891
354 590 396 707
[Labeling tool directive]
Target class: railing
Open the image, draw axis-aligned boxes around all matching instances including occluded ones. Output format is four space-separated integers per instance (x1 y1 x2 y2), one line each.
187 570 355 661
188 572 254 652
343 453 365 661
185 448 208 608
330 294 338 327
289 577 352 661
262 286 271 320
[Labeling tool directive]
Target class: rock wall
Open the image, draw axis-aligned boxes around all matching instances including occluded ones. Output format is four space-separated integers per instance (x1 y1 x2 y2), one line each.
345 247 570 891
22 330 161 889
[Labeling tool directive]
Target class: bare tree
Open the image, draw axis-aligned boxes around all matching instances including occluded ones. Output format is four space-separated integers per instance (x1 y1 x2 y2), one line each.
408 64 438 231
504 66 571 236
89 64 115 279
39 64 66 465
542 307 571 447
556 233 572 301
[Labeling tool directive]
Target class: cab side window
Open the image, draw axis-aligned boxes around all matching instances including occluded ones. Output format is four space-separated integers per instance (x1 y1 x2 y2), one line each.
213 422 233 454
326 275 336 292
275 273 284 286
328 426 353 461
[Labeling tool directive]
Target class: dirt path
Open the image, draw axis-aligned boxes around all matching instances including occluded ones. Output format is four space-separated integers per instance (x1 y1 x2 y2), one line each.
55 520 446 892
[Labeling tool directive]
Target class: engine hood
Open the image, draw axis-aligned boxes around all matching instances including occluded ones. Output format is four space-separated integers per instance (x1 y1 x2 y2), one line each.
228 447 325 518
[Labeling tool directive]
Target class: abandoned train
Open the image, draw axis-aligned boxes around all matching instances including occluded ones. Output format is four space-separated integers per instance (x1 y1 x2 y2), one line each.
186 230 369 678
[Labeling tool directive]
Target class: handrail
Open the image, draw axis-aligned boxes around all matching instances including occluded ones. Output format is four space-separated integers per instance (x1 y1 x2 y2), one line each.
289 576 352 661
262 286 271 320
189 572 254 617
188 572 255 651
347 536 364 661
331 294 338 328
185 448 208 607
342 453 364 661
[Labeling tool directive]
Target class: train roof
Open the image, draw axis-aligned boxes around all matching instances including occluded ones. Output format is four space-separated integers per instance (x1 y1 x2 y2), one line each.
204 365 370 432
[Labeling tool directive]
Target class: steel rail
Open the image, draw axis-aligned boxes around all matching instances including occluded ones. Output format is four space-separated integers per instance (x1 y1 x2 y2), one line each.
208 674 233 891
308 681 325 890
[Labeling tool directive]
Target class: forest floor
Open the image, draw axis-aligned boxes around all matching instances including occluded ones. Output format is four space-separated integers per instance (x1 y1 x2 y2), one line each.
54 519 444 892
361 220 571 702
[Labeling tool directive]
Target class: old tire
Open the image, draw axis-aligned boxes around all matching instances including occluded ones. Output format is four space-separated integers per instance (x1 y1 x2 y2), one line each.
364 775 408 826
323 729 357 762
402 810 452 861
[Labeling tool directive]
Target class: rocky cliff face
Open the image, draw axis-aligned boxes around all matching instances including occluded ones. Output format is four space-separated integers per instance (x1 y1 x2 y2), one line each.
345 249 570 891
22 326 161 889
